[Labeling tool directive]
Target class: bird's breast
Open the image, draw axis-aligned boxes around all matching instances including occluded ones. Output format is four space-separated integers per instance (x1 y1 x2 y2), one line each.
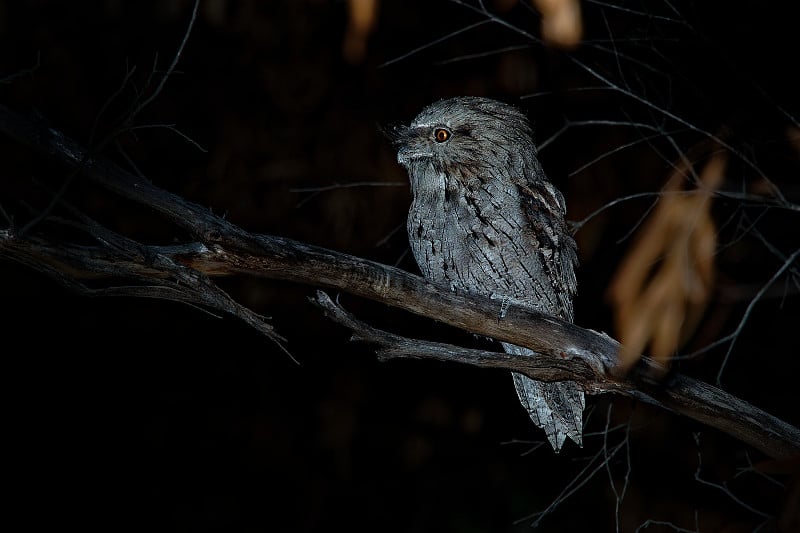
406 172 549 306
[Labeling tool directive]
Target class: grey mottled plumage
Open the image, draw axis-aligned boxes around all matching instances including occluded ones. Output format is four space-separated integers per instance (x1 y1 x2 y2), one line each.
392 96 583 451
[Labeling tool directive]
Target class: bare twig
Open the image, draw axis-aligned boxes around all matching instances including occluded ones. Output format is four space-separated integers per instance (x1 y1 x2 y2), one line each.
0 52 40 84
693 434 772 520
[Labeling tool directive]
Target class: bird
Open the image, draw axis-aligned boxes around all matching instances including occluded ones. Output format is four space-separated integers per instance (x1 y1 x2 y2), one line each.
390 96 583 452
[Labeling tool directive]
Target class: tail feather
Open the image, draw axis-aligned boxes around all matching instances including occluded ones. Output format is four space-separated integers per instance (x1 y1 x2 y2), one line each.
505 343 585 452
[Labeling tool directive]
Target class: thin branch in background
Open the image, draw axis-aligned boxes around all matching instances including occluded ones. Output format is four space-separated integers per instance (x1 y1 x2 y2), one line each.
735 452 786 490
712 204 757 254
749 226 800 281
15 0 201 237
583 424 629 438
726 207 770 251
0 52 40 84
449 0 542 44
536 117 673 152
570 147 780 240
604 404 633 533
781 274 798 307
568 55 785 202
433 44 533 66
451 0 764 191
520 85 615 104
566 128 685 177
445 0 794 217
127 123 208 153
584 39 681 77
289 181 406 208
378 19 491 68
133 0 198 116
18 160 85 236
392 247 410 267
498 438 547 457
88 61 137 147
715 247 800 386
601 8 628 92
635 519 700 533
692 433 772 521
507 406 631 529
516 433 628 528
374 221 405 247
0 203 12 226
462 3 769 202
88 2 199 154
115 139 147 179
585 0 690 27
714 192 799 212
571 191 666 234
615 193 660 246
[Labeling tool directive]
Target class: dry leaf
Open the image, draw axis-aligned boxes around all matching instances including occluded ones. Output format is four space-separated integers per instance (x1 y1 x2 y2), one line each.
343 0 380 64
532 0 583 48
788 126 800 155
607 151 726 374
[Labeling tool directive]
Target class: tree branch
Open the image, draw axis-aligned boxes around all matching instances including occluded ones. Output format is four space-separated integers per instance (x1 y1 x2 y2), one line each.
1 102 799 460
309 291 800 461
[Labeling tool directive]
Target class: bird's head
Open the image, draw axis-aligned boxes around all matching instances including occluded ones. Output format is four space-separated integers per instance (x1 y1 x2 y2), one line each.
387 96 536 173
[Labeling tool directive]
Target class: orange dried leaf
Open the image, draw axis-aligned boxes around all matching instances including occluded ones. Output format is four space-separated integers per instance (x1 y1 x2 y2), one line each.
532 0 583 48
788 126 800 155
343 0 380 64
607 151 726 374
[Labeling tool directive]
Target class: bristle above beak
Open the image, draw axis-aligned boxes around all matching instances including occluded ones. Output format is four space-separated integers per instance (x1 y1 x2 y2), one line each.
380 122 410 147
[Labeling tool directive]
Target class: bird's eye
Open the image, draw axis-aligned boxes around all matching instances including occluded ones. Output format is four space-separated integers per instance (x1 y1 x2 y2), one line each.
433 128 451 143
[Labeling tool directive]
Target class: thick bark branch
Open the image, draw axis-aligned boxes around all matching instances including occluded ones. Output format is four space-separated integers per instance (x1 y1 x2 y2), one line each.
310 292 800 461
1 102 799 460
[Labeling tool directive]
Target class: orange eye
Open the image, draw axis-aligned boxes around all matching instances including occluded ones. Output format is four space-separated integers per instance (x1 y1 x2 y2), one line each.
434 128 450 143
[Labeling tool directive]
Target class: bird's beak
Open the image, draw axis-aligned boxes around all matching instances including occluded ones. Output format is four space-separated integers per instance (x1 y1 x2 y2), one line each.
381 123 417 166
381 122 409 147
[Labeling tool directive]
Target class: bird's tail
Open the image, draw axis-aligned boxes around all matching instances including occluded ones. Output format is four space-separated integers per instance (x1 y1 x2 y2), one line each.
504 343 585 452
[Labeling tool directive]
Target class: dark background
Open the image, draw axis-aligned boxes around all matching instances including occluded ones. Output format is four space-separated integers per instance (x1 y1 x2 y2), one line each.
2 1 798 531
